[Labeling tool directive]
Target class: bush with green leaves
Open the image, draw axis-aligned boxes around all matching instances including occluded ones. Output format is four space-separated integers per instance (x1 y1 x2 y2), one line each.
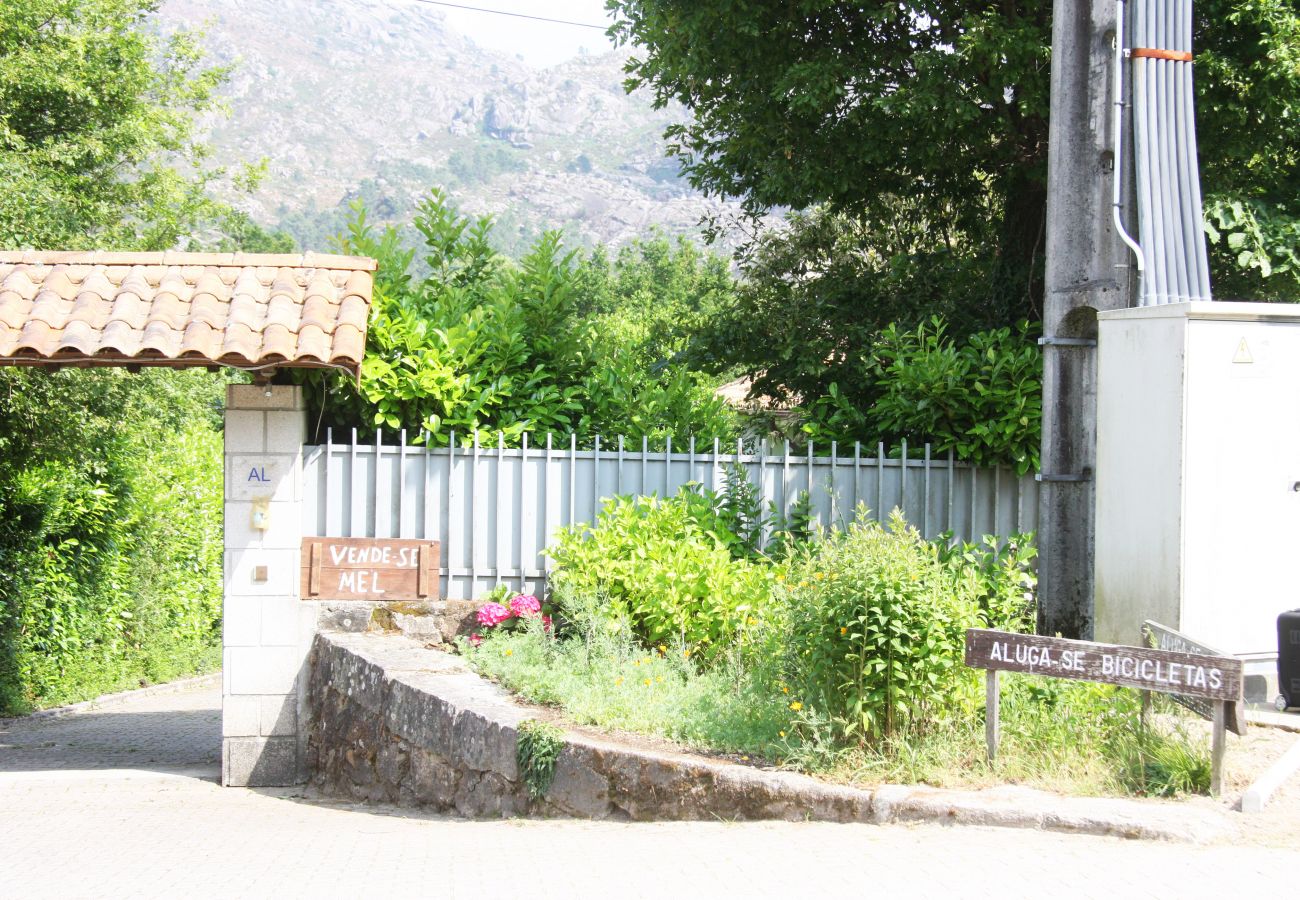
0 369 226 714
935 532 1037 634
801 318 1042 473
780 508 1029 744
304 191 738 449
545 488 776 663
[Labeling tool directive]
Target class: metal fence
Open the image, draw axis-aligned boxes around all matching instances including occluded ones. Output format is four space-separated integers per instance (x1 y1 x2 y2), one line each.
302 430 1040 600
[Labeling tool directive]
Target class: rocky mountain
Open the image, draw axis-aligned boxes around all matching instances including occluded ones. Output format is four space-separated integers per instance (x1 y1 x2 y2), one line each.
160 0 740 256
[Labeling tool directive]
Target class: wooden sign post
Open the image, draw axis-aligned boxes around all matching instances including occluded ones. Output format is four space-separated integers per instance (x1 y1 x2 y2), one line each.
1141 620 1248 736
301 537 440 602
964 629 1244 795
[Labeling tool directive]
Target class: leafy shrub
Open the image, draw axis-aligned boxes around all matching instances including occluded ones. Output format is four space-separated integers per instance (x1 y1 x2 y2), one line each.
801 318 1042 473
935 532 1037 633
0 369 225 714
781 508 1010 743
304 191 739 449
545 488 775 663
516 719 565 799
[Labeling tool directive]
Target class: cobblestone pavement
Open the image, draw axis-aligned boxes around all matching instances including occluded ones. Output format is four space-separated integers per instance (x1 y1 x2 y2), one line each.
0 677 220 774
1 679 1297 899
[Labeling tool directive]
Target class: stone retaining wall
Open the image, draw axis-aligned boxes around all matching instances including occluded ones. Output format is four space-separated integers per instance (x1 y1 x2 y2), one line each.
307 631 876 821
305 631 1233 840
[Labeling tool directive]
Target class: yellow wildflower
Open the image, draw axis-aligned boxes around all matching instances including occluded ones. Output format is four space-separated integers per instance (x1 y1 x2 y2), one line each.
504 649 513 656
655 675 664 683
643 678 652 687
747 616 758 626
799 580 809 588
814 572 825 581
658 645 667 654
683 649 691 658
741 756 749 762
615 677 623 686
789 701 803 711
779 730 786 738
840 627 847 635
781 685 789 694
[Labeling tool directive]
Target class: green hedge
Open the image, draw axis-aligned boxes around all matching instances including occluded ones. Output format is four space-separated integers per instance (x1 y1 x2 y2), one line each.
0 369 226 714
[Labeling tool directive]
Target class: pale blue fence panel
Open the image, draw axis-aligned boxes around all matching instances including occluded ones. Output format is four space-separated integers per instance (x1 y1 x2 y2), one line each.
301 432 1041 601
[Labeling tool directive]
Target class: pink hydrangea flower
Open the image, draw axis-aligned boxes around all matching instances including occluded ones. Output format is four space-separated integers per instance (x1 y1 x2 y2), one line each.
476 602 512 627
509 594 542 618
468 632 483 647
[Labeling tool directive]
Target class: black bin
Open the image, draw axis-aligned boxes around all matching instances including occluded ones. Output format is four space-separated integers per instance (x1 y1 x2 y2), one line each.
1280 609 1300 710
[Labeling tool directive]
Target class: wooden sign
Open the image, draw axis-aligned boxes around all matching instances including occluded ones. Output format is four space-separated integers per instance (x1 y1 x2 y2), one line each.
964 628 1243 700
965 628 1244 795
1142 620 1247 735
300 537 440 602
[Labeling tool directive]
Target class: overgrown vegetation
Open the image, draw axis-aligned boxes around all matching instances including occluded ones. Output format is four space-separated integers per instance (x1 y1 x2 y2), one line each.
468 483 1210 797
302 191 739 448
0 370 227 714
515 718 565 800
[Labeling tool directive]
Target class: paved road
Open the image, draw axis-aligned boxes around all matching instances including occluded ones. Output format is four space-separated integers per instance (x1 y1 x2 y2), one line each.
1 679 1296 899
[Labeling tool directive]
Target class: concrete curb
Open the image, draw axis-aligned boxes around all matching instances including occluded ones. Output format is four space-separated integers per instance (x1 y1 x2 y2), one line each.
308 633 1236 843
0 672 221 723
1241 734 1300 813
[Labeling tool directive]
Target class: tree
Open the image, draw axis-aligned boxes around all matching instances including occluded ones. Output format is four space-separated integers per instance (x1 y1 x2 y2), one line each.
0 0 228 250
612 0 1300 311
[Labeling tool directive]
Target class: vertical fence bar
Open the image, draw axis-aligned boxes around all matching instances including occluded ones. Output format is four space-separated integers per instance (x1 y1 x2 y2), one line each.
1015 470 1025 534
782 439 791 520
876 442 884 520
992 465 1002 537
496 432 507 589
423 433 434 542
899 438 908 523
447 432 456 598
569 433 577 528
618 435 625 496
758 438 768 547
372 429 384 537
688 436 696 488
712 438 721 493
349 428 362 537
543 433 553 583
521 433 533 591
923 443 931 537
323 427 334 536
800 442 811 530
592 435 602 531
397 430 407 536
829 440 838 530
852 441 861 519
969 460 978 540
471 432 481 598
642 435 649 496
665 435 673 497
947 449 955 535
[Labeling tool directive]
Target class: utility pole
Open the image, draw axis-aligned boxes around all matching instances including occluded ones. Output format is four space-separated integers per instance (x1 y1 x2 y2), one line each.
1038 0 1137 638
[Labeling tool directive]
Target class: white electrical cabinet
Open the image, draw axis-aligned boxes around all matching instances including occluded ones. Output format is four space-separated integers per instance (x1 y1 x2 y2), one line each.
1095 302 1300 658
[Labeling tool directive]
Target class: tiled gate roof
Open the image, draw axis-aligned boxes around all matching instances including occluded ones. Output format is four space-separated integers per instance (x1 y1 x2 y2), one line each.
0 251 376 377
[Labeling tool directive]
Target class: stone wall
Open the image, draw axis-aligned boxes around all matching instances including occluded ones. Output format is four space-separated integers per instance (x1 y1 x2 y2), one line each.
306 631 877 821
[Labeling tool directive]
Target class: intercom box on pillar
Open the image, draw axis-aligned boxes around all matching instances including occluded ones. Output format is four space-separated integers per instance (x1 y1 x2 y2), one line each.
1094 302 1300 664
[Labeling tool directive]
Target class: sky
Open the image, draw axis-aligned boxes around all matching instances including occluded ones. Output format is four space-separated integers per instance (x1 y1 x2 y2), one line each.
418 0 619 67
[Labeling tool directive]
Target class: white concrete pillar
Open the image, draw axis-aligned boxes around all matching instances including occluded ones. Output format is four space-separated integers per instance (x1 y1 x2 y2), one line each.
222 383 314 786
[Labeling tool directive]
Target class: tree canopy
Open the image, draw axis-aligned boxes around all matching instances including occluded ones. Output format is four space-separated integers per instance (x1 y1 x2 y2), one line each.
612 0 1300 308
0 0 228 250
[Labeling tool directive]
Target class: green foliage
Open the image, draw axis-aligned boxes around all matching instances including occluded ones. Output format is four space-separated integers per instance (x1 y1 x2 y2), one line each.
613 0 1300 327
515 719 565 800
0 0 229 250
1204 197 1300 299
545 488 775 662
935 533 1038 634
781 509 1021 744
798 319 1042 473
0 370 226 713
307 191 738 448
466 615 788 757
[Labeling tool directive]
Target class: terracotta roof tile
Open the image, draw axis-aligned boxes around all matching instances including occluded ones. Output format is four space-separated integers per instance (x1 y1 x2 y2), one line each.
0 251 374 375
